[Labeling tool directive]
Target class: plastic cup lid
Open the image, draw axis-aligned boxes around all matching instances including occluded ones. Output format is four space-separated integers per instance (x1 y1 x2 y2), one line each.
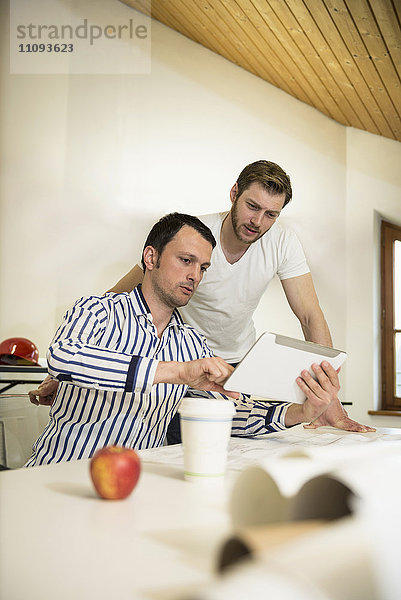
178 397 236 418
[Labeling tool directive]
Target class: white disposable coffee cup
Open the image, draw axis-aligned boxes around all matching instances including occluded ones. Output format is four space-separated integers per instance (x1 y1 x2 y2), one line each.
178 397 236 482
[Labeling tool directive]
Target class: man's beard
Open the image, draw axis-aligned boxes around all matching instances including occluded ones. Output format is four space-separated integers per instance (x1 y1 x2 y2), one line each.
231 199 262 245
153 274 192 310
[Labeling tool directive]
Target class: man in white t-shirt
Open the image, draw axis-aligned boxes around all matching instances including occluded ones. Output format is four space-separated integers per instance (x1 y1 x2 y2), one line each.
179 211 310 364
30 161 373 438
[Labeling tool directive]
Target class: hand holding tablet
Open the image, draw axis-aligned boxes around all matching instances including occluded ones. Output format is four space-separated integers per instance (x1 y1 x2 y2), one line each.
223 332 347 404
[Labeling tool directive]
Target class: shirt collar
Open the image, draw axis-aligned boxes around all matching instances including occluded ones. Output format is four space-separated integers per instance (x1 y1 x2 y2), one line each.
130 284 185 329
130 284 152 317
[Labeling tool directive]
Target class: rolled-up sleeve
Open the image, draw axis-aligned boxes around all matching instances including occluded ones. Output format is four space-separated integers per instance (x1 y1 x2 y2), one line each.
47 296 158 394
231 397 291 435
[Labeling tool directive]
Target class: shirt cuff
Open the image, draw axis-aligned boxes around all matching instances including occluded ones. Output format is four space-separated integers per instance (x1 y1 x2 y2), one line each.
126 356 159 394
280 402 292 428
264 402 291 431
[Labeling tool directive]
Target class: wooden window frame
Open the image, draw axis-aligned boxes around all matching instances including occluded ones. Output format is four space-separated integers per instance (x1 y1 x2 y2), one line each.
381 220 401 410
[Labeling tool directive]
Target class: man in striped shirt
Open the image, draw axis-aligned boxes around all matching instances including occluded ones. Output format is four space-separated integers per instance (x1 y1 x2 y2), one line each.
26 213 340 466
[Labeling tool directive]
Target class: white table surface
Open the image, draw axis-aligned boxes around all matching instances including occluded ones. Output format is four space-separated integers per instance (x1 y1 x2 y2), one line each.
2 425 401 600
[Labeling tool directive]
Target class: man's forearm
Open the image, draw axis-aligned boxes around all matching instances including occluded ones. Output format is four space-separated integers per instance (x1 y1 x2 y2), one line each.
281 274 333 347
284 403 305 427
154 361 183 385
301 310 333 347
285 402 324 427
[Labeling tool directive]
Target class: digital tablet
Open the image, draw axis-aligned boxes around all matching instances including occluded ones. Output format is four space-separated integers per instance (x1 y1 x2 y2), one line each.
223 332 347 404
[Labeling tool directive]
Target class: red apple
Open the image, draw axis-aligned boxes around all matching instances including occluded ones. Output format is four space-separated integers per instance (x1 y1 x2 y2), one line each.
90 445 141 500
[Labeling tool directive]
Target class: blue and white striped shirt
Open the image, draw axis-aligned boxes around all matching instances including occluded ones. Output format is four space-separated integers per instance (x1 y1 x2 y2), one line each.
26 286 290 466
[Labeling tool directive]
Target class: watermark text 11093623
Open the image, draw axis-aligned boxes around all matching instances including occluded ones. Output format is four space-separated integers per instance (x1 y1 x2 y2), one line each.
18 43 74 53
10 0 151 74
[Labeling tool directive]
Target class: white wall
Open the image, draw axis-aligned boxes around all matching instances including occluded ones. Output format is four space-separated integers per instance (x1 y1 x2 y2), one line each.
346 128 401 426
1 0 399 426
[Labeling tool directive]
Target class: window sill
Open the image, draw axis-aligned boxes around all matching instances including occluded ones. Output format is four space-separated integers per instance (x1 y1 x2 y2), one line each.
368 410 401 417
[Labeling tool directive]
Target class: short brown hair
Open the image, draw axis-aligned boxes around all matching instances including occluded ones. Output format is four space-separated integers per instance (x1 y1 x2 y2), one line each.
141 213 216 271
235 160 292 207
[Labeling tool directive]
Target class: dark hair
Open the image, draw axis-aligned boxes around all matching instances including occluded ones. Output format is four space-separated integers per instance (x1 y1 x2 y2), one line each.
141 212 216 271
236 160 292 207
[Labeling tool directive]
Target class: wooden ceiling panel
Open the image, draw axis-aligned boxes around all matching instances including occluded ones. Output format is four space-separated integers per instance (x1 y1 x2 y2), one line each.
122 0 401 142
306 0 393 137
238 0 348 120
207 0 322 105
324 0 401 137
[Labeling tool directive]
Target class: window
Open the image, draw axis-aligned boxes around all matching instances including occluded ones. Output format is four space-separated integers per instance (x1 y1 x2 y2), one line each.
381 220 401 410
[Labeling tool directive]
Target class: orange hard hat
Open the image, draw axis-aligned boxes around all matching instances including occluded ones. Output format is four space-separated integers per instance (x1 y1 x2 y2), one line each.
0 337 40 366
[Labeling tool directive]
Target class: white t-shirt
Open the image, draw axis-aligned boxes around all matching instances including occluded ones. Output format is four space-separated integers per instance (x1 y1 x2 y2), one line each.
179 212 310 363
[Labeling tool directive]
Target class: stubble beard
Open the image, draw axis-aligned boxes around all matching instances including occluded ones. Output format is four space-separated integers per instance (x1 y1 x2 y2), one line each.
152 272 191 310
231 199 262 246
